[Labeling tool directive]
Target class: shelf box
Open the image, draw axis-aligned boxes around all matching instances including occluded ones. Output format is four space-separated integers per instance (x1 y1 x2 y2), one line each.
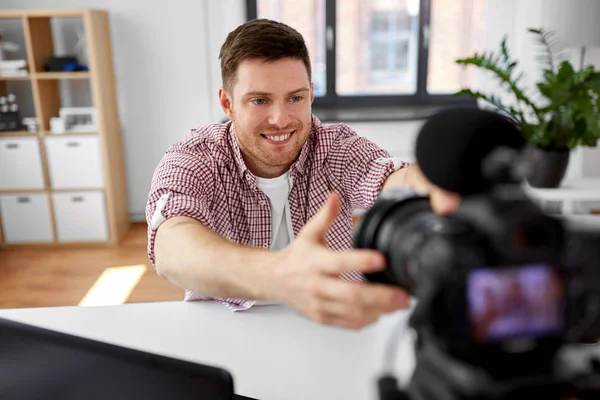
0 193 53 243
45 135 104 189
52 190 109 242
0 137 45 190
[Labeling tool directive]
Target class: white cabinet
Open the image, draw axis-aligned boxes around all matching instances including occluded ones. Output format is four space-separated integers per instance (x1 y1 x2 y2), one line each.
0 194 53 243
45 136 104 189
52 191 109 242
0 138 46 190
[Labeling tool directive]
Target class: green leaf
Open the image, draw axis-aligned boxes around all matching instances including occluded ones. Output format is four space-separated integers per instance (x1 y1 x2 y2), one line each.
454 88 524 123
530 28 556 73
457 27 600 150
557 61 575 82
456 52 539 117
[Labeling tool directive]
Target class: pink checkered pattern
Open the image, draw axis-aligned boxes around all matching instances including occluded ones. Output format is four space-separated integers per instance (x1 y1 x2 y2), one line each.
146 115 409 311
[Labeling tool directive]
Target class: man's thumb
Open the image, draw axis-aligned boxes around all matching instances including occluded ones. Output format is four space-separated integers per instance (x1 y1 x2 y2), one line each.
299 192 341 243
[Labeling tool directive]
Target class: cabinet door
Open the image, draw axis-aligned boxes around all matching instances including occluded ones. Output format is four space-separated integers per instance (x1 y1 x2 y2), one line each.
0 138 45 190
0 194 53 243
52 191 109 242
45 136 104 189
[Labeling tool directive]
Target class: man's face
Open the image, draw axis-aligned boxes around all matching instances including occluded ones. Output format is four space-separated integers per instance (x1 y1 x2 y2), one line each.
219 58 314 178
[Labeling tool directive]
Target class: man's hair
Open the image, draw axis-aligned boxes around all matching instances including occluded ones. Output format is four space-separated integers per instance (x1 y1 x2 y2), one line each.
219 19 312 93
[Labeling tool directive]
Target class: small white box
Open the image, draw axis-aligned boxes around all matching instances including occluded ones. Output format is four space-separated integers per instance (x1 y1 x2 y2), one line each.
45 135 104 189
0 138 45 190
52 191 109 242
0 194 53 243
50 117 66 134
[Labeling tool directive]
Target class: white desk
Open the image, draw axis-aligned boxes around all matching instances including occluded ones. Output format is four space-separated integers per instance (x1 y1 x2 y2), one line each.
0 302 416 400
524 178 600 214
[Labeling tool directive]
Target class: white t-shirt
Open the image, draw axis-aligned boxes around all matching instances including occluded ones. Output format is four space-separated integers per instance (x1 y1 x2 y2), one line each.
255 172 294 251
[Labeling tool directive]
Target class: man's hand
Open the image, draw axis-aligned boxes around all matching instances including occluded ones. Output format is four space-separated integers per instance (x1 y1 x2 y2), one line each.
269 192 410 329
383 163 460 215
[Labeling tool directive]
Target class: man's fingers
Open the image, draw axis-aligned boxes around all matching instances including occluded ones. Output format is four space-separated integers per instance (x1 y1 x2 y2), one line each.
298 192 341 244
430 189 460 216
320 278 410 312
404 163 461 216
321 249 387 275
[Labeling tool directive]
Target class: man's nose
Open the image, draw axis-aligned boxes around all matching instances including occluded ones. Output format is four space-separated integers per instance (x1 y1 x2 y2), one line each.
267 103 292 128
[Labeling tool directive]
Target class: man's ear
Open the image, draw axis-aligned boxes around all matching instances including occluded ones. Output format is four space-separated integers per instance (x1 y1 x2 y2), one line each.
219 87 234 120
310 82 315 103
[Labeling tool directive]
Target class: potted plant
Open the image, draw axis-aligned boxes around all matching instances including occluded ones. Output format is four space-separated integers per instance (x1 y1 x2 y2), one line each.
455 28 600 188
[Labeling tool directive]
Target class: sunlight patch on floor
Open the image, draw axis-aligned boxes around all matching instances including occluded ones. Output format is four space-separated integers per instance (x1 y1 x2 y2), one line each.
78 265 147 307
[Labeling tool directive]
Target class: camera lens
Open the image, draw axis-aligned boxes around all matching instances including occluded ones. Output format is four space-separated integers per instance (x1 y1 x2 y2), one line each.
355 195 474 296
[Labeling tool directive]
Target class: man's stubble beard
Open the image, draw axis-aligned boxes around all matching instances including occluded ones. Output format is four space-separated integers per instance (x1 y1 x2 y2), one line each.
233 119 310 169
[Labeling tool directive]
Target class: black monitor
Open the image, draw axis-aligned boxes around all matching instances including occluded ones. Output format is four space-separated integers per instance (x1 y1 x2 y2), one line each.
0 316 257 400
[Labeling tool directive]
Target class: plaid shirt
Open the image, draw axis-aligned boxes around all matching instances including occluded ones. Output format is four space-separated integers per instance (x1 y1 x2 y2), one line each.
146 115 409 310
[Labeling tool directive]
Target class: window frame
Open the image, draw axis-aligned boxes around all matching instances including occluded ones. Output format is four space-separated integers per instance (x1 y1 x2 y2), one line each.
245 0 477 109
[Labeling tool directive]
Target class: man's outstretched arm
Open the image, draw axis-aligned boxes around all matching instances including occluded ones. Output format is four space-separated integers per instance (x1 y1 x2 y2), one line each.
153 193 410 329
154 215 275 300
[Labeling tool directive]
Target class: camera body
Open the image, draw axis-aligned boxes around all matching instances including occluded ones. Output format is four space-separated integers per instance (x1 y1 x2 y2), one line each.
354 186 600 399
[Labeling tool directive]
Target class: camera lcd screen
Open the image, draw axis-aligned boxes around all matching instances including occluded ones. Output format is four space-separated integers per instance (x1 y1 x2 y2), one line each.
467 263 564 344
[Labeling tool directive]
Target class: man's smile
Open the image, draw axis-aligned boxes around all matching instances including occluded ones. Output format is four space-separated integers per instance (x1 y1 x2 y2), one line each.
260 130 296 144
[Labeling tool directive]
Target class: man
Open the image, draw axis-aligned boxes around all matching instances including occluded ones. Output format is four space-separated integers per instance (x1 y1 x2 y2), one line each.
146 19 459 330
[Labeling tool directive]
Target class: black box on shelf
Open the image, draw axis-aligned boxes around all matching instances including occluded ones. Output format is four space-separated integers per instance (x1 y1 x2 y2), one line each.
0 112 22 131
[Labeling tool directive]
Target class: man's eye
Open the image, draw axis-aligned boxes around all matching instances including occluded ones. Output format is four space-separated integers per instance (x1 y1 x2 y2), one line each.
290 96 303 102
252 99 266 105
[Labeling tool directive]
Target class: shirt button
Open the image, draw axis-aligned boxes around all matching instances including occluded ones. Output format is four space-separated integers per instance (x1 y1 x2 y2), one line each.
259 200 266 206
262 243 269 249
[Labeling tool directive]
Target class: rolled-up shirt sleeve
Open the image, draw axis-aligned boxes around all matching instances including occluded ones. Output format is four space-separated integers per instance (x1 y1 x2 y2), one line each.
330 124 411 210
145 144 214 268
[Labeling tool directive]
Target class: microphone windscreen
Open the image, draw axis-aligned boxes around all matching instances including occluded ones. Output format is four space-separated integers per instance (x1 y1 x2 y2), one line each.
415 107 525 196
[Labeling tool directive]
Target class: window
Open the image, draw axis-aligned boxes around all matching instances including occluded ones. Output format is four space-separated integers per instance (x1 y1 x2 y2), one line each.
363 11 416 92
247 0 485 108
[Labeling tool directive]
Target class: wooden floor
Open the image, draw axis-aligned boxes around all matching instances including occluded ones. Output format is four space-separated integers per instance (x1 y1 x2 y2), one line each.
0 223 184 309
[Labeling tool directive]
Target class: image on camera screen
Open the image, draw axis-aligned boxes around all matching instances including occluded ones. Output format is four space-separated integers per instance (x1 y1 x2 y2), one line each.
467 263 564 344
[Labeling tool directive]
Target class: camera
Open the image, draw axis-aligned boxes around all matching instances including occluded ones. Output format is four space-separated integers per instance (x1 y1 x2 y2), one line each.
354 107 600 400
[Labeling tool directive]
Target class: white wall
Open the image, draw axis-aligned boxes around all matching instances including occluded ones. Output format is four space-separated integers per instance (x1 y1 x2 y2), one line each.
205 1 246 124
1 0 219 220
345 121 422 163
480 0 600 180
4 0 598 220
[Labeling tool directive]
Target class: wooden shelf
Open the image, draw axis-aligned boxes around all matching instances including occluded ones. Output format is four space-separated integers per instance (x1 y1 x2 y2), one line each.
0 189 47 195
51 188 104 193
1 241 111 249
0 75 31 81
0 9 96 19
42 131 98 136
34 72 91 80
0 9 130 247
0 188 105 194
0 130 37 137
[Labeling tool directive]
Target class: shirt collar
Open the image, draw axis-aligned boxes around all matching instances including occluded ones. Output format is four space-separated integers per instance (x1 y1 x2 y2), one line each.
227 121 250 181
227 114 321 181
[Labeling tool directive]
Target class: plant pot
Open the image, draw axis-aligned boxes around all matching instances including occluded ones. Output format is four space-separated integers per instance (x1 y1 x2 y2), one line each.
524 147 570 188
